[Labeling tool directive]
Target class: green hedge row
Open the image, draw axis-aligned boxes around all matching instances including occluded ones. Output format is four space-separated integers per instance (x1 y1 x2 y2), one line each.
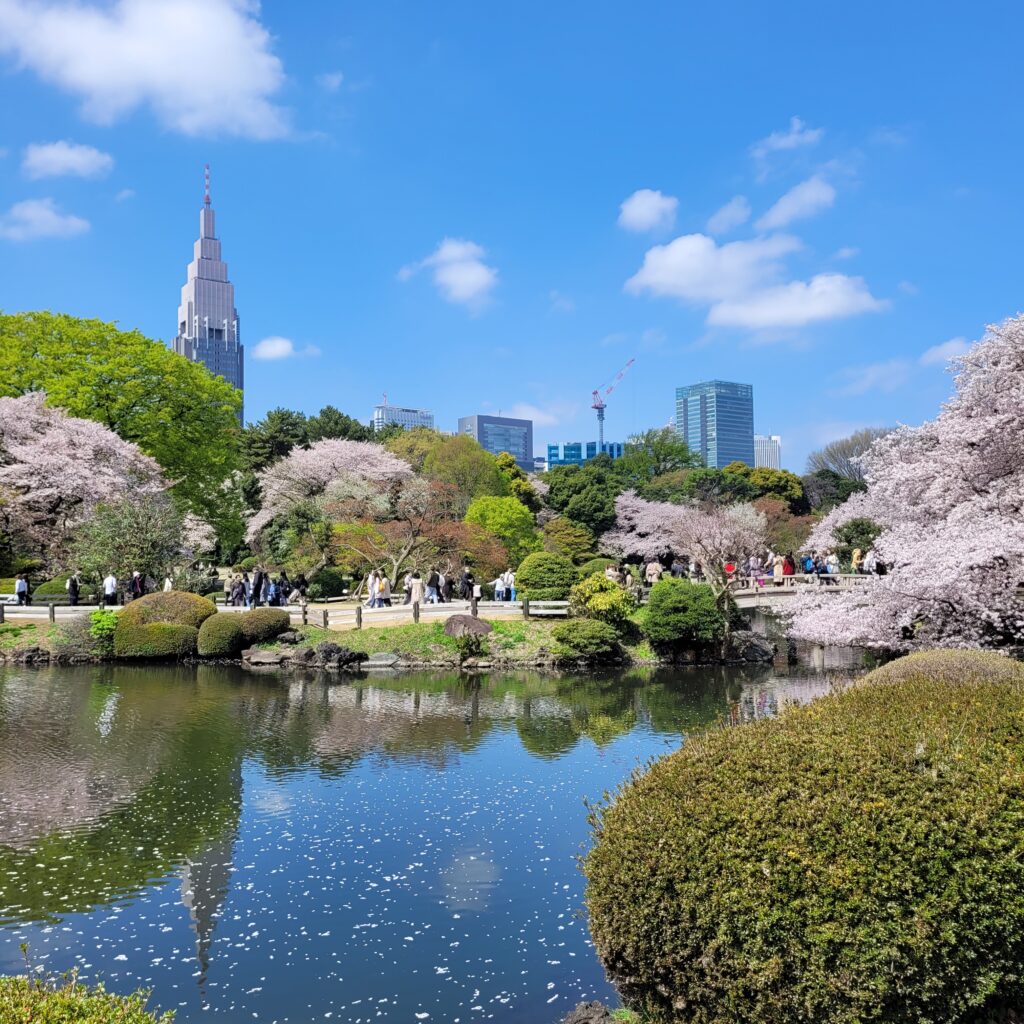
584 650 1024 1024
113 622 198 659
120 591 217 629
197 613 245 656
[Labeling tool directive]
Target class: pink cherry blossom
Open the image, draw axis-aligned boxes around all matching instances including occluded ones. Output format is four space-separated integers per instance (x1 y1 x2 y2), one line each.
790 314 1024 650
0 393 166 567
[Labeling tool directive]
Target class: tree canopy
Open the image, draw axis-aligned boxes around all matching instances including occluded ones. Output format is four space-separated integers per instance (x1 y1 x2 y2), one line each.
0 312 241 533
805 426 894 482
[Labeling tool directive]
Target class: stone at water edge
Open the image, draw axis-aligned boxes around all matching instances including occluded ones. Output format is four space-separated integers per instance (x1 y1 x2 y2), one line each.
365 652 401 668
726 629 776 663
246 650 285 666
443 614 493 638
561 1002 614 1024
277 630 302 644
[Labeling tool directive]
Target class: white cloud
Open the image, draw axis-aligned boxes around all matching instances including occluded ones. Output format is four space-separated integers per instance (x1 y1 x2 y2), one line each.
835 359 912 396
549 289 575 313
625 232 800 304
920 336 970 366
251 336 320 361
617 189 678 232
706 195 750 235
751 116 823 178
317 70 344 92
0 197 89 241
755 175 835 230
0 0 289 139
505 401 578 428
708 273 886 329
23 140 113 178
399 238 497 310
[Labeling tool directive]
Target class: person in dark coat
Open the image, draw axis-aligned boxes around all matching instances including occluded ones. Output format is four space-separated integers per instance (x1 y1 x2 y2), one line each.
252 568 265 607
459 568 474 600
66 572 81 606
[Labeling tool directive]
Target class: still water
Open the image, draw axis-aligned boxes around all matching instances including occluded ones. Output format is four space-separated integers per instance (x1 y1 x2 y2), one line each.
0 663 848 1023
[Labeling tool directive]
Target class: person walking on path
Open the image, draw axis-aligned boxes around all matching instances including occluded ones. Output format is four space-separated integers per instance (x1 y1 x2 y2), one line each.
409 572 426 607
378 574 393 607
66 572 81 606
645 560 663 586
129 571 145 601
459 567 475 601
402 572 413 605
425 570 440 604
14 574 28 606
491 575 505 602
504 569 516 602
102 572 118 606
251 568 265 608
442 573 455 602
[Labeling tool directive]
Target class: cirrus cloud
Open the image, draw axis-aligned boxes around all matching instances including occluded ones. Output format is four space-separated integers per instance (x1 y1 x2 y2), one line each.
920 336 970 366
706 195 750 235
755 175 836 230
751 116 823 179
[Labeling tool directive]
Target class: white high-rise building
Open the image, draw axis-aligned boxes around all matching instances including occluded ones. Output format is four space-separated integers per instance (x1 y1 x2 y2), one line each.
372 402 435 432
754 434 782 470
171 166 244 420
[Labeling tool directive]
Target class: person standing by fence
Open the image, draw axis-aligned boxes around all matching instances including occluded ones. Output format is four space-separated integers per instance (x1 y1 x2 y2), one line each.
103 572 118 606
66 572 81 606
14 574 28 606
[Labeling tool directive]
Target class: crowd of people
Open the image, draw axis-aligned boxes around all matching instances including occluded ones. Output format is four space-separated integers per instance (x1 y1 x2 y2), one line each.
734 546 887 586
222 568 308 607
362 566 518 608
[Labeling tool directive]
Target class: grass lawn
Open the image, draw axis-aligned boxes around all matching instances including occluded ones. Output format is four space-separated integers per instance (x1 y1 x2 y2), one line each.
0 622 56 650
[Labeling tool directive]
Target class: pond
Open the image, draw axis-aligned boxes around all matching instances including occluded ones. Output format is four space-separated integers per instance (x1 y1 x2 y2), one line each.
0 661 854 1023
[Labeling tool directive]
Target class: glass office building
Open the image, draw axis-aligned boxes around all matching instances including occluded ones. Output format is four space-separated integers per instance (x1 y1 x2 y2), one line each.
547 441 624 467
371 403 434 432
458 415 533 472
675 380 754 468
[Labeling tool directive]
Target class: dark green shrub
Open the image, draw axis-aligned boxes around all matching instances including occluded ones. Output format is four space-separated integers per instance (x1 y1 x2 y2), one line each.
584 650 1024 1024
578 557 617 579
113 622 198 659
569 573 637 629
197 613 246 656
307 567 346 600
552 619 621 661
641 578 725 649
239 555 258 571
88 609 119 657
239 608 291 644
516 552 578 600
0 975 173 1023
119 591 217 629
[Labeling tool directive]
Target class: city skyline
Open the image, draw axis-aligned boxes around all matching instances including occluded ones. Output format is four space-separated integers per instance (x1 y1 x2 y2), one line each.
2 2 1019 471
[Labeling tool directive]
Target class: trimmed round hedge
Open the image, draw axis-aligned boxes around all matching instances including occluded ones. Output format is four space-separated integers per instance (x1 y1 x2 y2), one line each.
239 608 291 644
113 622 198 659
578 556 617 578
641 577 725 649
569 573 636 629
584 650 1024 1024
119 591 217 629
516 552 578 601
552 619 621 661
197 613 245 656
0 975 173 1023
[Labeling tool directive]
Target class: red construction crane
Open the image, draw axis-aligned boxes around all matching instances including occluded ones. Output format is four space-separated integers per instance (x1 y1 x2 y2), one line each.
591 357 635 450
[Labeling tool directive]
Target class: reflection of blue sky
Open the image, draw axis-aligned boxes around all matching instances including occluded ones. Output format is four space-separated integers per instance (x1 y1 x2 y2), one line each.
441 847 501 913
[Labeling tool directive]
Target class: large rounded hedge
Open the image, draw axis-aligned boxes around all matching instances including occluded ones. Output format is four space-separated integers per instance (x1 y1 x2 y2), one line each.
119 591 217 629
113 622 198 659
552 619 621 661
569 573 636 629
197 613 245 656
516 552 578 601
641 577 725 649
584 650 1024 1024
0 975 172 1023
239 608 291 644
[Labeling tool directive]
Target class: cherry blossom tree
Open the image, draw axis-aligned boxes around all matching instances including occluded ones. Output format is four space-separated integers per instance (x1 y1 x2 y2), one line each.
245 438 413 541
602 491 766 609
0 393 165 568
789 315 1024 650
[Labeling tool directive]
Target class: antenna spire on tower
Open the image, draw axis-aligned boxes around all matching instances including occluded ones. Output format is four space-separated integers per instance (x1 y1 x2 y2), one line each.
204 164 211 207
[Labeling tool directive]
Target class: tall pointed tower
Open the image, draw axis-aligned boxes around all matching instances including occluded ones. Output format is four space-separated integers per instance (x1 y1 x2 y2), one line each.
172 165 245 421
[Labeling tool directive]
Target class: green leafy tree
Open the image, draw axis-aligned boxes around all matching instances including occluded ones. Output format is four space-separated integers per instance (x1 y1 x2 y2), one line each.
616 427 701 487
753 497 814 554
833 517 883 567
675 467 757 506
423 435 509 512
71 494 186 582
569 572 637 628
385 427 447 472
543 516 596 563
0 309 240 536
642 578 726 650
495 451 541 512
545 455 621 534
308 405 373 442
723 462 809 514
516 551 579 600
465 495 540 566
801 468 867 512
0 312 241 535
240 408 310 473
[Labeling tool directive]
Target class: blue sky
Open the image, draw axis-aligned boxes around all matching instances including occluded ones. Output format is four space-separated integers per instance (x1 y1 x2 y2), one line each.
1 1 1021 470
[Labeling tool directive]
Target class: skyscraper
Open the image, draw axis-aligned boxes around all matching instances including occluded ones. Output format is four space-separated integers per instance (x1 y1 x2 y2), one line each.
372 401 435 432
754 434 782 470
458 415 533 472
171 166 244 420
675 380 754 468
